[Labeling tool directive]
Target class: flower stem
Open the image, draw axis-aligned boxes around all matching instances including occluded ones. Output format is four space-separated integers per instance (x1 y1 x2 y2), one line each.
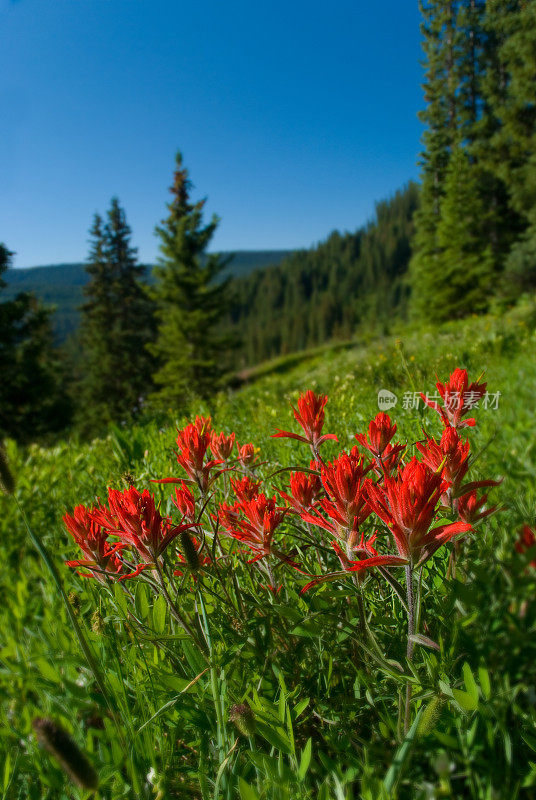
404 563 415 735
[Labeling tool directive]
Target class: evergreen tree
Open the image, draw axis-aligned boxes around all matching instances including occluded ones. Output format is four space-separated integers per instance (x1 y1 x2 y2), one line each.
150 152 235 407
431 147 494 319
0 244 71 442
410 1 460 317
79 200 155 430
409 0 528 319
486 1 536 292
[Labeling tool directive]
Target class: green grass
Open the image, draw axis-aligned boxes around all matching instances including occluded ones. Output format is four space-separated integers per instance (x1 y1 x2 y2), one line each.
1 300 536 799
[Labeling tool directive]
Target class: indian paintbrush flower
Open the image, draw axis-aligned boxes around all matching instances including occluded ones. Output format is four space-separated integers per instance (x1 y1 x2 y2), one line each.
421 368 487 429
273 389 338 452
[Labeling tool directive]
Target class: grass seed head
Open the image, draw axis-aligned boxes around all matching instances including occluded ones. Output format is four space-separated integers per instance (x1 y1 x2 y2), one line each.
229 702 256 736
33 717 99 790
180 530 200 571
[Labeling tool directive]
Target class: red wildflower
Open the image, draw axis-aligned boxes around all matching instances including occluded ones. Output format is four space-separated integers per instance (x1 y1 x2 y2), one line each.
457 490 496 524
515 525 536 568
210 430 236 461
64 505 124 581
176 416 222 491
172 481 196 523
366 457 472 566
237 442 257 469
93 486 196 563
218 493 287 561
421 368 487 429
231 475 261 502
278 462 322 513
302 448 372 546
417 428 499 503
355 413 405 474
154 416 223 493
355 412 396 457
272 390 338 451
417 427 469 503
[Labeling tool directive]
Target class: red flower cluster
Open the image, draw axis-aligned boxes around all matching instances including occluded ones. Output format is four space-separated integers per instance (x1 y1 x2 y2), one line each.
63 369 500 608
277 462 322 513
421 368 486 429
218 493 287 562
64 506 124 582
366 458 471 567
64 486 198 580
210 430 236 461
175 416 222 492
355 412 404 473
301 448 372 549
273 390 338 452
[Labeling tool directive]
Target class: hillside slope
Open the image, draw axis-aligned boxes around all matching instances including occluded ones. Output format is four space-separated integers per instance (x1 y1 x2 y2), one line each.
3 250 292 341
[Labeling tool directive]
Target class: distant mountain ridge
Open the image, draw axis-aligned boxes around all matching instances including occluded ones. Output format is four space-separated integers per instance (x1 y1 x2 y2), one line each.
3 250 293 342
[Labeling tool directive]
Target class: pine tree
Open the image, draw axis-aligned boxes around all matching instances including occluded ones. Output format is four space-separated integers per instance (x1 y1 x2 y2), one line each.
410 1 460 318
79 200 155 430
0 244 71 442
486 1 536 292
431 147 494 319
150 152 235 407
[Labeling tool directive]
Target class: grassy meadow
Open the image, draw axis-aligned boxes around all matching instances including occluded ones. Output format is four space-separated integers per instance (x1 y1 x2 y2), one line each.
1 300 536 799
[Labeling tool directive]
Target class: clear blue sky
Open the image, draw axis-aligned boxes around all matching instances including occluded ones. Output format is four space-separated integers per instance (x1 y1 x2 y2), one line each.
1 0 424 267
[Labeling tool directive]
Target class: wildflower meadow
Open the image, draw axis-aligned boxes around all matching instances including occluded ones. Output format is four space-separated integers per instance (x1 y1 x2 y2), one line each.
2 310 536 799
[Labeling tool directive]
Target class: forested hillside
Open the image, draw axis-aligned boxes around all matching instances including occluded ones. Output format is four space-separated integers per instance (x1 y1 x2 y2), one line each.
226 183 419 366
3 250 292 342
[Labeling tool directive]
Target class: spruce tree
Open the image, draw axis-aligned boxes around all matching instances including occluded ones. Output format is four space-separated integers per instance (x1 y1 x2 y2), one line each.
486 1 536 292
79 200 155 430
150 152 234 407
0 244 71 442
432 146 494 319
409 1 460 318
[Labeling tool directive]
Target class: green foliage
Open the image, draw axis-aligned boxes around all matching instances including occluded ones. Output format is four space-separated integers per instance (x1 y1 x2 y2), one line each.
413 148 494 320
0 243 71 443
1 304 536 798
150 152 237 406
410 0 535 320
77 200 156 432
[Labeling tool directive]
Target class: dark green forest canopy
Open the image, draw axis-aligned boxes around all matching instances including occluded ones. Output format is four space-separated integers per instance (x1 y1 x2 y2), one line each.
3 251 293 342
225 182 420 367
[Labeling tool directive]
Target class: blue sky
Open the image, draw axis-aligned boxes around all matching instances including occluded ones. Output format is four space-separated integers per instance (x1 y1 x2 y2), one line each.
1 0 424 267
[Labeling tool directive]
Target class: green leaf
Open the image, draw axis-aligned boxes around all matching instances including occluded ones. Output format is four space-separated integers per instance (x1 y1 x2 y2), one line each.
452 688 478 712
3 752 11 792
478 666 491 700
291 618 324 637
153 594 167 634
298 738 312 780
113 582 128 614
238 778 260 800
255 720 292 754
462 662 479 703
409 633 440 651
293 698 310 718
36 659 60 683
135 582 149 620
